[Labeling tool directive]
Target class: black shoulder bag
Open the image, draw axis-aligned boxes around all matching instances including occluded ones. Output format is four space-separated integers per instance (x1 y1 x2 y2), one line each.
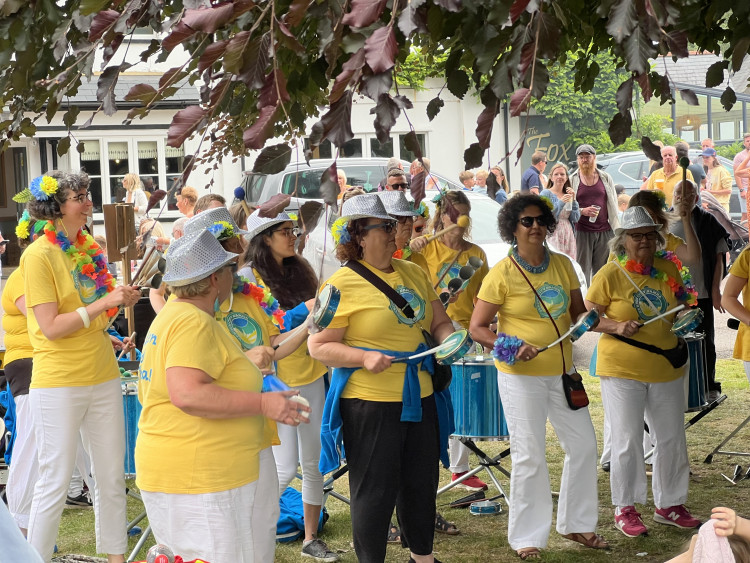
344 260 453 391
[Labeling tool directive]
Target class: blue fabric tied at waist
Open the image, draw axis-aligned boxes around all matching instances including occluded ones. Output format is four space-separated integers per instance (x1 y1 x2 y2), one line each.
319 343 455 475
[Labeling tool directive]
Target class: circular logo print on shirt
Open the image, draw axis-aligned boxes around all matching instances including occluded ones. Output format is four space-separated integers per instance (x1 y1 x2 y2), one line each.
224 312 263 350
533 282 569 320
72 269 98 305
388 285 426 326
632 287 668 321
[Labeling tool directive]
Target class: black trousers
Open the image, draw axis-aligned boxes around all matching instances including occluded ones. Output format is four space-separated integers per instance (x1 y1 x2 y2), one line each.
696 298 719 391
340 396 440 563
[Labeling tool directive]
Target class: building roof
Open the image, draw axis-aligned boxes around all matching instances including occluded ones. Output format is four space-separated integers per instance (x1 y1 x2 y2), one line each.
65 73 199 109
655 53 750 95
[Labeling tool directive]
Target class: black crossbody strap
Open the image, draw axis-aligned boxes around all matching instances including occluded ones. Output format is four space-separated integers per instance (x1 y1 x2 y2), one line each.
345 260 415 319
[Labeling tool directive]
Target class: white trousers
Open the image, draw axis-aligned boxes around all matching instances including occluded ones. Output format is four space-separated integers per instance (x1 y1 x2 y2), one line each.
498 371 599 550
27 379 127 561
254 448 279 562
273 377 326 506
744 361 750 384
447 438 471 473
600 375 689 508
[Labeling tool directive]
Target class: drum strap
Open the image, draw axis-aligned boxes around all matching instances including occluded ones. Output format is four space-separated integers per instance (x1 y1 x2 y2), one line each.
344 260 416 320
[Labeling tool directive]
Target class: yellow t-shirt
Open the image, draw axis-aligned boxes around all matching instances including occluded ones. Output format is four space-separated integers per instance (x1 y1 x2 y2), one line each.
477 252 579 376
646 168 694 207
216 290 281 449
408 251 430 274
706 166 732 211
2 268 33 364
729 248 750 361
253 269 327 388
135 300 264 494
416 240 489 329
325 259 438 401
22 237 118 388
587 259 686 383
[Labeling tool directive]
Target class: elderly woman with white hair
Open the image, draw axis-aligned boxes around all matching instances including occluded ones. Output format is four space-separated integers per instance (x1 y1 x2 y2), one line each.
134 231 310 563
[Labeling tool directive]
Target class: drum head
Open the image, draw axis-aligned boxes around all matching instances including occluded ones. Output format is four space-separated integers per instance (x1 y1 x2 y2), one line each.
436 329 470 361
672 309 703 334
313 284 340 327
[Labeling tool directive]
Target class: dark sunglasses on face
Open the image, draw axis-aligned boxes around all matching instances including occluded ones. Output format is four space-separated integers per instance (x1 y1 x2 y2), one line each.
388 182 409 190
362 221 396 234
518 216 549 228
627 231 659 241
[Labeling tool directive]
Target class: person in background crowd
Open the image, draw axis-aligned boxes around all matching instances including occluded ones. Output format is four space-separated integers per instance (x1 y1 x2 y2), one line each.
488 166 510 204
671 180 729 402
647 140 664 177
702 138 715 151
458 170 475 191
23 171 140 562
540 162 579 260
123 173 148 228
701 147 732 213
570 144 619 285
411 157 440 191
172 186 198 240
385 168 410 191
94 235 118 279
229 202 249 250
666 507 750 562
642 145 694 207
675 141 705 189
617 194 630 221
615 184 626 196
521 152 546 195
193 193 226 214
734 133 750 218
337 170 350 197
473 170 488 195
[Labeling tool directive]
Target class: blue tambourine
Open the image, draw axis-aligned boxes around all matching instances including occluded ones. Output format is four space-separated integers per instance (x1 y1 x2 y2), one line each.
312 284 340 329
435 329 473 365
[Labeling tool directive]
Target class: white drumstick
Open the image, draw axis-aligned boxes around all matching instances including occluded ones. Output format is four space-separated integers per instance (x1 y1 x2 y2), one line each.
392 341 452 362
117 332 137 361
535 326 576 353
638 304 685 327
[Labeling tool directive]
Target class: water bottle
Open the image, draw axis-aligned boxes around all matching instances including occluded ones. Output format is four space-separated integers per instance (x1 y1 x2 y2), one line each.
146 544 175 563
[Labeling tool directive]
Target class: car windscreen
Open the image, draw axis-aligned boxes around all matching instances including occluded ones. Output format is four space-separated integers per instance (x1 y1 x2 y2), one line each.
281 165 385 197
241 173 267 202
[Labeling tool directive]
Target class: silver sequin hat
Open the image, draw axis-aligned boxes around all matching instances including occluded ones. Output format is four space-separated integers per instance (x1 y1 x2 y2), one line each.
614 205 662 235
245 209 296 241
376 191 420 217
183 206 249 240
163 230 238 286
340 193 392 222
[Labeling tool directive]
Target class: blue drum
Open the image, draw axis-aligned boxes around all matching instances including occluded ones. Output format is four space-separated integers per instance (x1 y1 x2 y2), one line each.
684 333 707 412
122 380 141 476
449 358 508 441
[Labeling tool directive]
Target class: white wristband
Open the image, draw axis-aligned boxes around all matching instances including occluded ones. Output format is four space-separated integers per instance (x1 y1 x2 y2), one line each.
76 306 90 329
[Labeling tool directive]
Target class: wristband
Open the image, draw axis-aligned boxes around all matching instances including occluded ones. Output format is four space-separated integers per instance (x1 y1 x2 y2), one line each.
76 306 90 328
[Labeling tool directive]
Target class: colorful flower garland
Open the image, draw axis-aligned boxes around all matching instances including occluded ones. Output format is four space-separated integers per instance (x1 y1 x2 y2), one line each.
43 222 119 317
492 333 525 365
207 220 236 240
233 275 286 329
393 245 412 260
616 252 698 306
30 175 59 201
16 210 31 239
331 216 351 246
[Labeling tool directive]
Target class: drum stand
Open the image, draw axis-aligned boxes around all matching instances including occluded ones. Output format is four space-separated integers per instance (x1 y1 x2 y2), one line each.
125 487 153 563
436 437 511 508
705 409 750 464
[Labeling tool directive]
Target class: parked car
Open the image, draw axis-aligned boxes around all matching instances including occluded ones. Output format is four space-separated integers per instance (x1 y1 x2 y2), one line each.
594 150 744 220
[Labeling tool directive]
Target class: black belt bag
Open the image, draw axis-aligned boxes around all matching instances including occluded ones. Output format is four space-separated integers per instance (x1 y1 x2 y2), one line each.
611 334 688 369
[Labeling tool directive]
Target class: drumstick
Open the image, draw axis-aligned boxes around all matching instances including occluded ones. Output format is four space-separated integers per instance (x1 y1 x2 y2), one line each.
535 326 577 353
637 304 686 327
117 332 136 361
613 260 670 324
418 215 470 244
272 322 308 350
392 341 453 362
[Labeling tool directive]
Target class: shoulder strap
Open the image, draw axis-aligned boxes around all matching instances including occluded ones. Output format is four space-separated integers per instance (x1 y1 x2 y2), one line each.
345 260 415 319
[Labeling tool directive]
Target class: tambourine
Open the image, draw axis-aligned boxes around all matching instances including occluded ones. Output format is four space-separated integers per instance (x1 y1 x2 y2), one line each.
469 499 502 516
569 309 600 342
312 284 340 329
672 308 704 337
435 329 473 365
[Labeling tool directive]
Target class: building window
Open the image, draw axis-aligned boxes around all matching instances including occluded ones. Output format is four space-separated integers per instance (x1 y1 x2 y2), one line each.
80 140 103 213
398 133 426 163
675 92 707 143
371 138 394 158
107 141 130 205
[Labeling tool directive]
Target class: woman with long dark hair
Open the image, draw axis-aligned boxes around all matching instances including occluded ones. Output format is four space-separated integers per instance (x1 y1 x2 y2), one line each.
240 209 338 562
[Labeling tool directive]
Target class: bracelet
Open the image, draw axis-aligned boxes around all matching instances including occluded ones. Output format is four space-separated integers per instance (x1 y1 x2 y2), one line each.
76 306 90 329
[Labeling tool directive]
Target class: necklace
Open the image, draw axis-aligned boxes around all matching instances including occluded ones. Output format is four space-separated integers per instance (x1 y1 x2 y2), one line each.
44 221 118 317
233 275 286 329
510 246 549 274
616 253 698 305
393 245 412 260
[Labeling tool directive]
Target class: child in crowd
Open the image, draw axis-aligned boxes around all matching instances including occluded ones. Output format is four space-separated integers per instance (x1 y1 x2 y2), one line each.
666 507 750 562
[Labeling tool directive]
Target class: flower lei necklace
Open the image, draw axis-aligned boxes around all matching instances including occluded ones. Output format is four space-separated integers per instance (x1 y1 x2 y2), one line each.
393 245 412 260
233 275 286 329
43 221 119 317
616 251 698 306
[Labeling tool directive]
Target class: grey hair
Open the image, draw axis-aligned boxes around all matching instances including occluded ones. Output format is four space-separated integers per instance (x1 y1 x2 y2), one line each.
169 277 212 298
609 230 665 256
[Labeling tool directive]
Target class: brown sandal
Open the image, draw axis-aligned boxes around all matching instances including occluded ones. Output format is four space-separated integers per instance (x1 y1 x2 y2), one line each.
435 512 460 535
517 547 541 560
562 532 610 550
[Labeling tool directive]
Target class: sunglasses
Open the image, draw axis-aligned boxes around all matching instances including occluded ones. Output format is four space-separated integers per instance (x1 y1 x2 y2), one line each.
518 216 549 228
627 231 659 241
388 182 409 190
362 221 396 234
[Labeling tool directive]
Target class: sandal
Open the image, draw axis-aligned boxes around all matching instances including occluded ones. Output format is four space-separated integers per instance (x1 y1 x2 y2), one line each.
387 522 401 544
517 547 541 560
435 512 460 535
562 532 610 550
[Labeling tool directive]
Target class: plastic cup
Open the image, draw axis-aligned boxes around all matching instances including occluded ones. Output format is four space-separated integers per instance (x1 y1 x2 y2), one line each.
589 205 601 223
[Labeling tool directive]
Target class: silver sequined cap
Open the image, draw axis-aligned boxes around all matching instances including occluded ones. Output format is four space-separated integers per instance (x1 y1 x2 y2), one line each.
184 206 249 239
245 209 295 241
377 190 420 217
340 193 392 222
163 230 238 286
614 205 662 235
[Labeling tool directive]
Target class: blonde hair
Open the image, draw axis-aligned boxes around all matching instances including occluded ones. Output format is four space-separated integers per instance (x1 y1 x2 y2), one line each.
617 193 631 207
458 171 474 183
474 169 489 180
169 277 212 298
123 173 142 192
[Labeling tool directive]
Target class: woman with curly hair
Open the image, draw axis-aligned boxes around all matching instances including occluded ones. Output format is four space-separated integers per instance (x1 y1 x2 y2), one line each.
470 194 605 560
21 171 141 562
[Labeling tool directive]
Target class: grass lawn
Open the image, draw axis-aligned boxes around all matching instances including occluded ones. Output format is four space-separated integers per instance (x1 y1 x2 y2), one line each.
57 359 750 562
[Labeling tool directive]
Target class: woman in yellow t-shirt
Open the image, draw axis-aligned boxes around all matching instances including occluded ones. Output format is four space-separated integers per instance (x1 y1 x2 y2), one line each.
241 208 338 561
586 206 700 539
21 172 141 563
722 246 750 379
470 194 604 560
410 189 490 492
702 148 732 212
135 230 308 563
309 194 454 563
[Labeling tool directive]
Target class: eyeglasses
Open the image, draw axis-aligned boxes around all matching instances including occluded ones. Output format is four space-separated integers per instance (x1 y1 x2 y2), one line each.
67 191 92 204
388 182 409 190
272 227 299 238
362 221 396 234
627 231 659 241
518 216 549 228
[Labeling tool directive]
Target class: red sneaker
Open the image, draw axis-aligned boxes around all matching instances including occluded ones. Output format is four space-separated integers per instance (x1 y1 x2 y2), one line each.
615 506 648 537
451 472 488 492
654 505 701 529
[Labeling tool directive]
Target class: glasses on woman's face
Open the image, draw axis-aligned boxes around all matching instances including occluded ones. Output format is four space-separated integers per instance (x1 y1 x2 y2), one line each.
627 231 659 242
518 215 549 228
414 225 425 234
362 221 396 234
273 227 299 238
67 191 92 204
